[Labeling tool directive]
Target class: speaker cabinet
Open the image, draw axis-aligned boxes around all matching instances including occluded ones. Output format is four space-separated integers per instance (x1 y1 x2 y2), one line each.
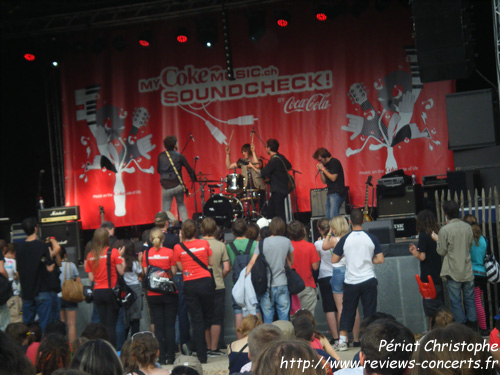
446 170 481 200
40 221 82 263
310 187 350 217
377 185 422 218
412 0 475 82
446 89 499 151
362 220 395 245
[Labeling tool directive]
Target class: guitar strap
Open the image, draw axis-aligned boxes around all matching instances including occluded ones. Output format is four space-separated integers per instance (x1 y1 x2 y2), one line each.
165 150 188 194
272 154 294 191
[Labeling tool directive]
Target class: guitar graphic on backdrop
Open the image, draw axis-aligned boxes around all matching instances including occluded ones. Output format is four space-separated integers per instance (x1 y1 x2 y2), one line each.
341 48 441 173
76 84 156 217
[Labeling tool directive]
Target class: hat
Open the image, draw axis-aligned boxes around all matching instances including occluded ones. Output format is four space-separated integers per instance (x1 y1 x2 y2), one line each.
256 217 271 229
154 211 178 225
173 355 203 375
272 320 295 340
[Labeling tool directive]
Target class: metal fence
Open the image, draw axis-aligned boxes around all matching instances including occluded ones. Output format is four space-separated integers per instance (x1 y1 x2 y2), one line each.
435 187 500 328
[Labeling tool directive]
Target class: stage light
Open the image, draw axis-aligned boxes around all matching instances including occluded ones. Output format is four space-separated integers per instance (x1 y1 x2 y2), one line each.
247 10 266 41
315 4 332 21
275 11 291 27
196 18 218 48
176 28 189 43
24 53 36 61
52 61 58 67
138 30 152 47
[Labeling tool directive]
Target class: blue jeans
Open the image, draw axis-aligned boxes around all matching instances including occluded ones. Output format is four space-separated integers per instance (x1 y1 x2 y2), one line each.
49 291 60 324
23 292 52 332
260 285 290 323
162 185 188 222
447 278 477 324
326 193 344 220
115 307 126 351
0 303 10 331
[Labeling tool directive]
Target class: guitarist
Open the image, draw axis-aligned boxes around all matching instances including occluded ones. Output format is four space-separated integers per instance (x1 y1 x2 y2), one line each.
313 147 346 220
157 135 197 222
260 139 292 222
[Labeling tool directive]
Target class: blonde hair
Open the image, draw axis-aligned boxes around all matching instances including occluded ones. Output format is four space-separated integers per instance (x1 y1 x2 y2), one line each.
236 314 262 337
329 215 350 237
149 227 164 250
90 228 110 269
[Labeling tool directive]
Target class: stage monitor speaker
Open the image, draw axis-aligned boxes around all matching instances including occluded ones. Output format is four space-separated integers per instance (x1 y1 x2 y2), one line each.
362 220 395 245
412 0 475 82
40 221 82 264
377 185 421 218
446 89 499 151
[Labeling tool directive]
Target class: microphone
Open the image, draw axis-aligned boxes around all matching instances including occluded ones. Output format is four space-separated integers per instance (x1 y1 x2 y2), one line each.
190 133 195 142
194 156 200 160
315 169 321 177
250 128 255 135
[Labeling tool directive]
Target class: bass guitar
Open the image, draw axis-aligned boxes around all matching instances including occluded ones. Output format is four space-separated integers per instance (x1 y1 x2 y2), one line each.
363 176 373 222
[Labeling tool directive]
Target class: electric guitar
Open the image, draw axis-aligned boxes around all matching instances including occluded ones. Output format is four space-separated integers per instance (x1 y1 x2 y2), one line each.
363 176 373 222
99 206 105 224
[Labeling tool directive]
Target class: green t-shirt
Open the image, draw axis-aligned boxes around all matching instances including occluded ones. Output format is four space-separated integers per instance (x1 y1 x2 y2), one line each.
226 238 257 265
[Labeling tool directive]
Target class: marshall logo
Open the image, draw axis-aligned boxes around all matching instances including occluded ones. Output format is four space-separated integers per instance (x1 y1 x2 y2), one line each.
39 206 80 223
51 210 66 216
284 93 331 114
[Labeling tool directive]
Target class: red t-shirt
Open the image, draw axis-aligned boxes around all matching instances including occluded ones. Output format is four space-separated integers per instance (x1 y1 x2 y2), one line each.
173 239 212 281
85 247 123 290
291 240 320 289
142 246 175 296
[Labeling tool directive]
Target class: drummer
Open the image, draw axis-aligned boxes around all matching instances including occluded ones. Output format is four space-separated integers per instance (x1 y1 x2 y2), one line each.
225 143 266 204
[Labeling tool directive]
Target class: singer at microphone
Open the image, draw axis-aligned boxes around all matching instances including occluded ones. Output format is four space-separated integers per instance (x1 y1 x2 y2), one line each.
312 147 346 220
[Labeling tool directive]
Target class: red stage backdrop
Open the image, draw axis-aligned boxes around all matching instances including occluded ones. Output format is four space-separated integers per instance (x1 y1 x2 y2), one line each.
61 3 454 229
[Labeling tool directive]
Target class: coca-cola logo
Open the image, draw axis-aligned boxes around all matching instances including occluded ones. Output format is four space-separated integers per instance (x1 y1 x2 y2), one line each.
283 93 331 114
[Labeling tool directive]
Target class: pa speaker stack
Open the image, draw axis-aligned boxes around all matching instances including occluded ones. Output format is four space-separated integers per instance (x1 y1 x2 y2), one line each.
39 206 82 263
412 0 475 83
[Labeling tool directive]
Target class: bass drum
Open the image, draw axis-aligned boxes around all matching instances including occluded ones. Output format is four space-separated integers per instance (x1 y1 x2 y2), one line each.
203 194 243 227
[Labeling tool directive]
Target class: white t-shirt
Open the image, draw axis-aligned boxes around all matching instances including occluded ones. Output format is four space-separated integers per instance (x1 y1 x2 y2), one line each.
315 239 333 279
123 261 142 285
333 231 382 285
4 257 20 295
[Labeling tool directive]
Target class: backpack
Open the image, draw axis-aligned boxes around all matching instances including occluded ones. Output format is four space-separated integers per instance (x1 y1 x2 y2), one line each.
251 239 270 296
228 240 254 283
0 274 13 305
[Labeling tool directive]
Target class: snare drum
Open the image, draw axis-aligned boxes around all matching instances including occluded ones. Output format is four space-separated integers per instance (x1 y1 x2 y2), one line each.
203 194 243 227
225 173 244 193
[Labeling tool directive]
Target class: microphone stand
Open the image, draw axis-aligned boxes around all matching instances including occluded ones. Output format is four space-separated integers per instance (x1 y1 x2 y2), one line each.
192 157 199 219
180 136 193 154
291 168 301 217
37 170 45 213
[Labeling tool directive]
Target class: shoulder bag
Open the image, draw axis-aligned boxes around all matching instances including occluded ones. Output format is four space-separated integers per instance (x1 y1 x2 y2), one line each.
179 243 215 290
285 263 305 295
61 262 85 303
144 248 177 294
107 249 137 308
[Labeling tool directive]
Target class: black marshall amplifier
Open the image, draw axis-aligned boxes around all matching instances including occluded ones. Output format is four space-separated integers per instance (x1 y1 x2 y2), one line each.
39 206 80 223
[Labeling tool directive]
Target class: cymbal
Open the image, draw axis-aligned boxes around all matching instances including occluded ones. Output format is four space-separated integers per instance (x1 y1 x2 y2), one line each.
197 172 213 176
240 197 258 202
208 184 222 188
199 180 220 183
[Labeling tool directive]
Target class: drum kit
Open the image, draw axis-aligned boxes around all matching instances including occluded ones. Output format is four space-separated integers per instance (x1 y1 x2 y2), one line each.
196 171 265 227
